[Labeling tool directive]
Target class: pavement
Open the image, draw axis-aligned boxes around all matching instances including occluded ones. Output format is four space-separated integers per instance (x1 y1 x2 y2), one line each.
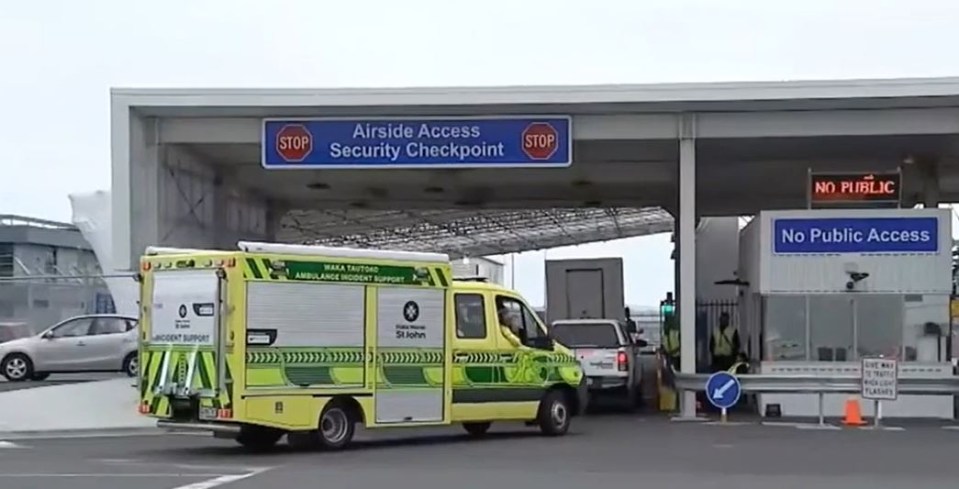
0 377 154 434
3 416 959 489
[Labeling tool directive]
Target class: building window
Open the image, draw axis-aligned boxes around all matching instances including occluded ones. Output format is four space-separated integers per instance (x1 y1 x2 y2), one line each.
763 294 941 363
903 295 949 362
808 296 853 361
762 295 807 361
0 244 13 277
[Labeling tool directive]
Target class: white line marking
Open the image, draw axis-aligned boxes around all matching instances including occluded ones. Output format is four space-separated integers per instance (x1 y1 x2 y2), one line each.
0 441 26 449
0 473 230 478
173 467 272 489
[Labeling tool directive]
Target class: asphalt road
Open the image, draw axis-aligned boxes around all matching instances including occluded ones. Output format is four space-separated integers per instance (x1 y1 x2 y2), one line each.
3 416 959 489
0 373 123 393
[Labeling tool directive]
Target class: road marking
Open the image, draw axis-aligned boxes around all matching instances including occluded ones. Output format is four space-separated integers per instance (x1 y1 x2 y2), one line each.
795 424 841 430
173 467 272 489
0 473 232 478
0 441 26 449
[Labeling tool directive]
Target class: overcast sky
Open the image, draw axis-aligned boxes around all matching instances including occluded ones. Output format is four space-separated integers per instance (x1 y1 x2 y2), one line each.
3 0 958 307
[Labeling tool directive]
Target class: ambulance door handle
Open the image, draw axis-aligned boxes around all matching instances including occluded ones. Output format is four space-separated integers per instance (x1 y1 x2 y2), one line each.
454 353 469 361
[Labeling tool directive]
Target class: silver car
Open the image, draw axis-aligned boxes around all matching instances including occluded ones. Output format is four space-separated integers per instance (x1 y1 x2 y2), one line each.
0 314 139 382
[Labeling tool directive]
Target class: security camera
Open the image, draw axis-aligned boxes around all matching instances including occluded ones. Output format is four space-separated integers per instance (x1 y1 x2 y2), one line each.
845 271 870 291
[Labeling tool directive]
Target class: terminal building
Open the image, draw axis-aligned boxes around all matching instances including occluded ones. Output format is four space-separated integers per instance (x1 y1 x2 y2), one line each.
0 215 112 333
110 77 959 419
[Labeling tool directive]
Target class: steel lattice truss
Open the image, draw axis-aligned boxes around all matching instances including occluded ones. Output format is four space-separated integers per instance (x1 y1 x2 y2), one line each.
277 208 674 258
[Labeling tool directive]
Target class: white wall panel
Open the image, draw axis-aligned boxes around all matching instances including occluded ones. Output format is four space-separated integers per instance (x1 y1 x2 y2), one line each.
755 208 951 294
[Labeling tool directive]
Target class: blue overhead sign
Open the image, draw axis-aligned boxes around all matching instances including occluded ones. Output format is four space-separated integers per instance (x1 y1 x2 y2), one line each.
261 116 572 169
773 217 939 254
705 371 741 410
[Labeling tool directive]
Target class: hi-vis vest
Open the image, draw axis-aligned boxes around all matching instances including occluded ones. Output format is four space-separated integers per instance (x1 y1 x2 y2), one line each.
712 326 736 357
663 329 680 357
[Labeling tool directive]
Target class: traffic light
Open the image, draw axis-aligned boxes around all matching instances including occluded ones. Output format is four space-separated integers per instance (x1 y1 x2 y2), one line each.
660 292 675 316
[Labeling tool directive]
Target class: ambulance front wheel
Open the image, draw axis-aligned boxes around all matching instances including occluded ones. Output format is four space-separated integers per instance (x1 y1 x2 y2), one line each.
462 422 492 437
316 400 356 450
537 389 572 436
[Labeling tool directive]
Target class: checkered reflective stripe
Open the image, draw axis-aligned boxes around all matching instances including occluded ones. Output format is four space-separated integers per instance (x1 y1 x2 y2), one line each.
246 348 368 365
452 351 577 365
378 350 443 365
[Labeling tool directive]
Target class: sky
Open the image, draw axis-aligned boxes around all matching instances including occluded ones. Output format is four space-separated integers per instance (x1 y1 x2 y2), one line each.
2 0 959 307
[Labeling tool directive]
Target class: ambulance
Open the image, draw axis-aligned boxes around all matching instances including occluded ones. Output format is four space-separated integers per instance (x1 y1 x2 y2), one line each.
137 241 586 450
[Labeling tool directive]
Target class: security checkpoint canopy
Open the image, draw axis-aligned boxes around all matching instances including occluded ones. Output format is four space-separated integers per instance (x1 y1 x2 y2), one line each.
111 77 959 268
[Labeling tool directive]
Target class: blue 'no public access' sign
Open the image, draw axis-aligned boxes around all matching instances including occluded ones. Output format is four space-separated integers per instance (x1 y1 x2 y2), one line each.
705 371 741 410
261 116 572 169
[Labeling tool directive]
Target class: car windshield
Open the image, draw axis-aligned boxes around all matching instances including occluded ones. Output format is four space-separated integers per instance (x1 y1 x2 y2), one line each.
552 322 622 348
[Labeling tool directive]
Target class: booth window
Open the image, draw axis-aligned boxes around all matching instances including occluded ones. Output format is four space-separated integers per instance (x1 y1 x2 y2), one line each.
761 294 945 363
809 296 853 362
762 295 807 361
856 295 904 358
902 295 949 362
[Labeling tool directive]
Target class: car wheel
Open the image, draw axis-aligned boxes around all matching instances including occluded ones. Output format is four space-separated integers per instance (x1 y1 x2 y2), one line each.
1 354 34 382
462 422 492 437
316 400 356 450
122 353 138 377
537 389 572 436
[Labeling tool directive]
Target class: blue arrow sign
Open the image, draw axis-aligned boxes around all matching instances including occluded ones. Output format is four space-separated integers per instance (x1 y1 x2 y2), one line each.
705 371 741 410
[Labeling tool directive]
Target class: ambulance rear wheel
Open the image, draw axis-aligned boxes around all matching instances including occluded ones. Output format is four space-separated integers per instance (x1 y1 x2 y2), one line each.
316 401 355 450
235 426 283 451
537 390 571 436
462 422 492 437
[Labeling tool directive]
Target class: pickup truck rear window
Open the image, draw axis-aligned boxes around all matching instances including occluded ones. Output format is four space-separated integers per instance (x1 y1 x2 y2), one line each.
552 323 621 348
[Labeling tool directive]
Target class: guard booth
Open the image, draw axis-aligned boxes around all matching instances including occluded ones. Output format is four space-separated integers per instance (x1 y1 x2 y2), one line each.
737 206 954 418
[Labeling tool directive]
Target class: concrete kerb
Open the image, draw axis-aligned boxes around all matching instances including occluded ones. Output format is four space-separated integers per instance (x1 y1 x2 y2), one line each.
0 426 205 440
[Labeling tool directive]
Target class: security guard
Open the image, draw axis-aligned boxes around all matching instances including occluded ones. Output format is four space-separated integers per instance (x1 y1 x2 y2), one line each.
661 313 680 370
710 312 741 372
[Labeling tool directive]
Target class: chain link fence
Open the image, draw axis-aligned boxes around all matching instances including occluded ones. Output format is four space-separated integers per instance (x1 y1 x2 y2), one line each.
0 274 136 339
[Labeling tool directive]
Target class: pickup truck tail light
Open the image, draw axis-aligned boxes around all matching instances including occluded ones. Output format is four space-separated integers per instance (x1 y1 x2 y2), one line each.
617 351 629 371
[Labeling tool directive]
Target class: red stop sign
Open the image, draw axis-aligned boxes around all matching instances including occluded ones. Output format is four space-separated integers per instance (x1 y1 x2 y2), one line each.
521 122 559 160
275 124 313 163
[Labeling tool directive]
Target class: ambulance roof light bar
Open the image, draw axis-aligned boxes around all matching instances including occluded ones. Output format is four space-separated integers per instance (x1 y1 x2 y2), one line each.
453 275 489 282
237 241 450 264
145 246 233 256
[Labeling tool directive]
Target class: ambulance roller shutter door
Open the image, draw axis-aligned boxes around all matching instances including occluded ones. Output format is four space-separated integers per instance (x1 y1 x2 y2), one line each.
375 287 445 424
247 283 365 347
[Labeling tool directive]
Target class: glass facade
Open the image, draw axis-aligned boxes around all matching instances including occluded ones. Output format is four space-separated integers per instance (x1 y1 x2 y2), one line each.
761 294 950 363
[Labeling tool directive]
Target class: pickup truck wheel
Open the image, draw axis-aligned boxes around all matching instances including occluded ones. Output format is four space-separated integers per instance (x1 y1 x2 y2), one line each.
462 422 492 437
1 354 33 382
235 426 283 451
537 390 571 436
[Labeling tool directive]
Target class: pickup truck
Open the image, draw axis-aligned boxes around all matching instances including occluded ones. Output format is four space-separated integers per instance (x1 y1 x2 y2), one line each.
551 318 646 410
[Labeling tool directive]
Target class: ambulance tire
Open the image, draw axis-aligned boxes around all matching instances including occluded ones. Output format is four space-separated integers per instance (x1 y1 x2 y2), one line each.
537 390 572 436
462 422 492 437
235 426 283 451
316 400 356 450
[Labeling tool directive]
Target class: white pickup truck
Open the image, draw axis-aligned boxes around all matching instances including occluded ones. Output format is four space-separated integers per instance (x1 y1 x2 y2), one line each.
550 318 646 410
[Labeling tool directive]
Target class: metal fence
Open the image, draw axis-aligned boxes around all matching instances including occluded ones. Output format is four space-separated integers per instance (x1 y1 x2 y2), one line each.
0 274 132 335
